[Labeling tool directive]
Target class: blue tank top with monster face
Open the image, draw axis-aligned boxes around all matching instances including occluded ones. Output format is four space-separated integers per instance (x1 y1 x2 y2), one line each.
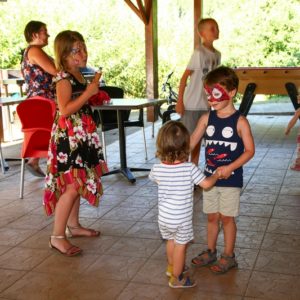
204 110 244 187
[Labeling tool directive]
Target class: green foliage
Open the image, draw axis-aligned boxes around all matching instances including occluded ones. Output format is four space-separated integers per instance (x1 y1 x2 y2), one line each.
0 0 300 98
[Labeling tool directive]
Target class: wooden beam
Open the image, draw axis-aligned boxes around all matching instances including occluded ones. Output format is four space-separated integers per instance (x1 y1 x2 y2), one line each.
124 0 146 24
125 1 158 121
144 0 152 21
136 0 148 24
145 0 158 122
194 0 202 49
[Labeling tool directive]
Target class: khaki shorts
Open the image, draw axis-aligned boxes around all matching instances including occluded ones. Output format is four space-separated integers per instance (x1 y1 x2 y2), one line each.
181 110 207 135
203 186 241 217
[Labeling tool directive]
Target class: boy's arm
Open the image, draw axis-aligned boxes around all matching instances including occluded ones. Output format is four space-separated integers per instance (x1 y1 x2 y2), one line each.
285 109 300 135
190 113 209 151
176 69 192 116
218 116 255 179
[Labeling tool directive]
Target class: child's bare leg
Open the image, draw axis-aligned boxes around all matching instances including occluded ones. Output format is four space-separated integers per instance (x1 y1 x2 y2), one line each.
220 215 236 256
173 243 187 278
191 142 200 165
67 195 80 226
51 184 79 251
166 239 174 266
66 195 100 237
207 213 220 251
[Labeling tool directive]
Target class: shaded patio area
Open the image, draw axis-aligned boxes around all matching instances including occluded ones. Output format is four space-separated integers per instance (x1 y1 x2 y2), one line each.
0 110 299 299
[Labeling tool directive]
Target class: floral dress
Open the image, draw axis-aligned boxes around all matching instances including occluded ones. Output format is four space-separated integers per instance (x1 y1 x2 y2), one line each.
21 46 54 99
43 71 108 216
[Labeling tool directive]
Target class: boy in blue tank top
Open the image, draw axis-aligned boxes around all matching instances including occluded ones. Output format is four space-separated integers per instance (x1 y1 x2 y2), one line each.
190 66 255 274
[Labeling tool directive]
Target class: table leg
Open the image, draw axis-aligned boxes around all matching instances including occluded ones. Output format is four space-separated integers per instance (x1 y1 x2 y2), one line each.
285 82 300 116
238 83 257 116
102 109 150 183
0 105 3 142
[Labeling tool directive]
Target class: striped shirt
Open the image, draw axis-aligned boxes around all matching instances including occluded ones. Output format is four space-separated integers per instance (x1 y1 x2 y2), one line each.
149 162 206 226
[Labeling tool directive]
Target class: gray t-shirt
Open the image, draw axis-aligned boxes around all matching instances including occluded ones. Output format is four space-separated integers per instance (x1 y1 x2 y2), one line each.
183 45 221 111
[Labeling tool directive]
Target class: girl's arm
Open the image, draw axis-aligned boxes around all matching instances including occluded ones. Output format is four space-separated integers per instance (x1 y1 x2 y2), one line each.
218 116 255 179
56 78 99 116
285 108 300 135
200 171 220 190
28 46 57 75
176 69 192 115
190 113 209 151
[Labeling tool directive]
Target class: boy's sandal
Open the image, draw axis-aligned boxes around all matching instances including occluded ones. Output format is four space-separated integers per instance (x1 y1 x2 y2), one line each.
191 249 217 267
49 235 82 257
65 224 101 238
210 253 238 274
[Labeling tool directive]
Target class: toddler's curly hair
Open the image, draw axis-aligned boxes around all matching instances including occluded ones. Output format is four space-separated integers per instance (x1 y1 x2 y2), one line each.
156 121 190 163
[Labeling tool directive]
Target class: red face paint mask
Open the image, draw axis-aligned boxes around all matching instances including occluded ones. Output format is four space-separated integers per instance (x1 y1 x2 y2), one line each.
204 84 230 102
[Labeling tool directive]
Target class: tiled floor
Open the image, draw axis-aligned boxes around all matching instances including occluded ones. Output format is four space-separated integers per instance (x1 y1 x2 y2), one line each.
0 113 299 300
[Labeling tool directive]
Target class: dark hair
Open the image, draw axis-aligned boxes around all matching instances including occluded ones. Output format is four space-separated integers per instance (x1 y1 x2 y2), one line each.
24 20 46 43
156 121 190 163
203 66 239 92
54 30 85 71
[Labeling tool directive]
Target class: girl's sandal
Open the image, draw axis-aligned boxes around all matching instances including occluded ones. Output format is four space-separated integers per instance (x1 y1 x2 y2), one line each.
210 253 238 274
49 235 82 257
66 224 100 238
191 249 217 267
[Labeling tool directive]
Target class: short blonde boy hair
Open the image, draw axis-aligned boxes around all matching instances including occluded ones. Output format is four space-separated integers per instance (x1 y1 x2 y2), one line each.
197 18 218 35
156 121 190 163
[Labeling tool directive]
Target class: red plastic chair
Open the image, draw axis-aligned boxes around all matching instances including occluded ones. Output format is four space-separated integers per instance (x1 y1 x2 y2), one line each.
16 96 56 198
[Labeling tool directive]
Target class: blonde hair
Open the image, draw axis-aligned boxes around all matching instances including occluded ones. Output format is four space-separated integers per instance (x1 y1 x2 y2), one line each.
54 30 85 71
156 121 190 163
197 18 218 35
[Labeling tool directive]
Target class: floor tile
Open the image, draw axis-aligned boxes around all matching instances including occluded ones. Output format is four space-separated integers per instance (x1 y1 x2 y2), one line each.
125 221 161 239
34 252 99 275
117 282 183 300
0 269 26 293
83 254 147 281
267 218 300 235
246 271 300 299
261 232 300 253
101 206 150 221
255 250 300 275
107 237 162 258
0 247 51 271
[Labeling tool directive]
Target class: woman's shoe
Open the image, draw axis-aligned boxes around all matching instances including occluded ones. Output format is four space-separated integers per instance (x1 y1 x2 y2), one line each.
65 225 100 238
26 163 45 177
49 235 82 257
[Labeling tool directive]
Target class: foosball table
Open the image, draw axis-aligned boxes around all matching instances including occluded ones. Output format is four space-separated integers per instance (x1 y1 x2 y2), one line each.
234 67 300 116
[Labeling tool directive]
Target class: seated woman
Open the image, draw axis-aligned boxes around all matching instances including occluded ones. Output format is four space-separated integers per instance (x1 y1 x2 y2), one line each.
21 20 57 177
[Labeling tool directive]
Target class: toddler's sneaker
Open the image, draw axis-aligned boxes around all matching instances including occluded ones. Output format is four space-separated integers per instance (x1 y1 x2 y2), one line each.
168 273 196 289
165 264 189 277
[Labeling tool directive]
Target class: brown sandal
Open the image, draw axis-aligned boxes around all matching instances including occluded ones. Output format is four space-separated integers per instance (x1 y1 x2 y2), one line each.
49 236 82 257
65 225 100 238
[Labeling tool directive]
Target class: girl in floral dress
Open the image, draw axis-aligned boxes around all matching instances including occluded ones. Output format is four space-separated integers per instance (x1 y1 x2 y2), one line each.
44 30 108 256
